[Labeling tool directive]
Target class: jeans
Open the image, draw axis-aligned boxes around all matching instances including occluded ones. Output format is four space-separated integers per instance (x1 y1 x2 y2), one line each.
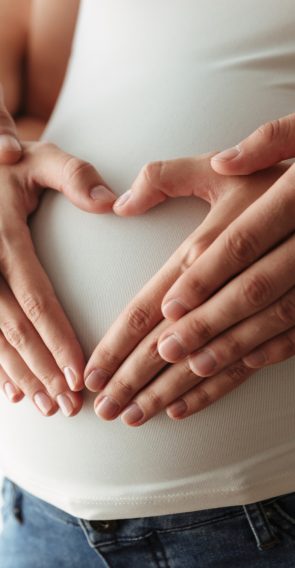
1 478 295 567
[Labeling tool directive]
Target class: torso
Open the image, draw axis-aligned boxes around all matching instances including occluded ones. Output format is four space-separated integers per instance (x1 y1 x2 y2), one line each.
1 0 295 520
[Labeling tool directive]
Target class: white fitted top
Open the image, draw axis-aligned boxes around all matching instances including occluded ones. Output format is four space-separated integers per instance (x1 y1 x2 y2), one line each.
1 0 295 520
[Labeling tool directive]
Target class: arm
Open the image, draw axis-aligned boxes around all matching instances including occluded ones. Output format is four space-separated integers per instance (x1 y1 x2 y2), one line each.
0 0 118 416
0 0 80 142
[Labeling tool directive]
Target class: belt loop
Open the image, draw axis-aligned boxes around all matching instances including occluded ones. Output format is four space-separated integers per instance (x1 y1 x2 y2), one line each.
242 502 280 551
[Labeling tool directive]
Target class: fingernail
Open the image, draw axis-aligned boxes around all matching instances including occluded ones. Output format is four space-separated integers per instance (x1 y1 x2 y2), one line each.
4 381 19 402
162 299 188 320
212 145 240 162
85 368 110 391
121 403 144 425
166 399 187 419
189 350 216 376
34 391 53 416
158 334 186 361
243 350 266 368
90 185 115 201
57 393 74 417
113 190 131 208
95 396 120 420
0 135 22 153
64 367 77 390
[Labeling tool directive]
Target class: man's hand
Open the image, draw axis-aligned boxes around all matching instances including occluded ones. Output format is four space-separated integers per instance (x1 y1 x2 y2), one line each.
0 85 22 163
0 141 117 417
83 154 287 425
211 112 295 175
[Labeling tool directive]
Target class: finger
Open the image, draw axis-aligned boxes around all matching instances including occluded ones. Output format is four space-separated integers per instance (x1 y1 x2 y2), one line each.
0 365 23 403
0 278 83 417
91 319 170 420
113 153 219 216
0 85 22 164
166 360 255 420
211 113 295 175
188 286 295 377
243 327 295 369
158 233 295 362
84 188 252 383
0 332 58 416
120 359 202 426
1 225 86 392
162 164 295 320
24 141 117 214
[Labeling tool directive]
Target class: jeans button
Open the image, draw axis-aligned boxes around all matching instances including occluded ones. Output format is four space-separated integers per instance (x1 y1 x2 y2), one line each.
89 519 118 532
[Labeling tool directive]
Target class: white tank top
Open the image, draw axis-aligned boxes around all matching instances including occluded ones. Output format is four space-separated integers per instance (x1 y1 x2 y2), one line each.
1 0 295 520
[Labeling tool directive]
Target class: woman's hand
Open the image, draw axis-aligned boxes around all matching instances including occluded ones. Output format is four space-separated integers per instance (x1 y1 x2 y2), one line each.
0 141 117 417
0 84 22 163
84 154 287 425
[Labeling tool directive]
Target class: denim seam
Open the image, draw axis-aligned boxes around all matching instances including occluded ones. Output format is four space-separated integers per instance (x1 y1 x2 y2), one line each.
272 502 295 525
79 511 247 547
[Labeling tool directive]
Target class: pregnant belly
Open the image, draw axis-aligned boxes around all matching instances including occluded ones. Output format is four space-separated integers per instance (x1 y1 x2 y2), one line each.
0 189 294 520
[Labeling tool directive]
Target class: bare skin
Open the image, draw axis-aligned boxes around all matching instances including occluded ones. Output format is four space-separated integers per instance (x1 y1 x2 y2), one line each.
1 1 295 424
0 0 118 416
0 0 80 138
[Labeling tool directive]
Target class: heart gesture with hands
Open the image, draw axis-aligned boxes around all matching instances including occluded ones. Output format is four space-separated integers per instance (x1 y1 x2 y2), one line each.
0 140 116 417
84 152 291 426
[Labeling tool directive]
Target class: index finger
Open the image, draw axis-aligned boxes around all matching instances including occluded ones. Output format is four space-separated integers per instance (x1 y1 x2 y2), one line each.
84 255 180 386
162 164 295 319
1 223 86 391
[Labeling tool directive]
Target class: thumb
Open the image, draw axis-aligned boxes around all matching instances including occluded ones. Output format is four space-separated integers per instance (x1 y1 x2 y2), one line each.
0 85 22 164
26 142 117 213
211 113 295 176
113 153 219 216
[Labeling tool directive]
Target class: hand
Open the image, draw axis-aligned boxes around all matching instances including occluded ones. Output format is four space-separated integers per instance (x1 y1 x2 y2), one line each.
84 154 286 425
0 141 117 417
0 84 22 163
211 112 295 176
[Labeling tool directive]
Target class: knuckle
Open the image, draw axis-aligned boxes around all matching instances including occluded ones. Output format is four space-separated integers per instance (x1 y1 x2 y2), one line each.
96 344 121 372
275 294 295 326
225 362 249 387
21 293 47 324
241 273 273 308
62 156 93 186
180 242 204 272
257 119 281 144
189 317 212 344
141 160 165 189
127 304 153 334
185 273 207 301
1 319 28 349
225 228 258 266
194 385 212 408
50 342 65 360
145 389 163 412
114 377 135 399
223 333 243 359
38 373 60 393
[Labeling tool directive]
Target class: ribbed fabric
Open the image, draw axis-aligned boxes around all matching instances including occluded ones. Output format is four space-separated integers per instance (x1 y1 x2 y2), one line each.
0 0 295 519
